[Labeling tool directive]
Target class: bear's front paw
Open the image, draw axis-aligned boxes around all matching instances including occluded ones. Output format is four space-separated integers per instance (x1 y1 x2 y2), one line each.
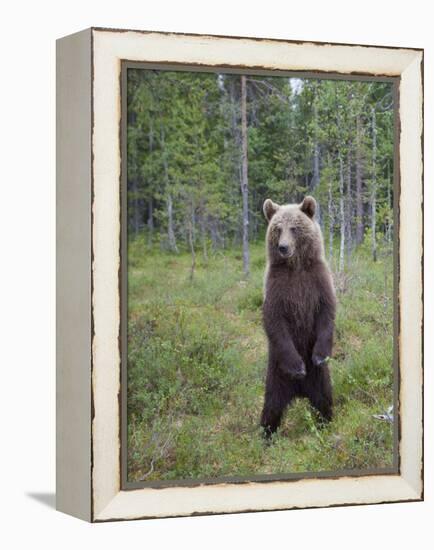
312 353 329 367
290 359 306 379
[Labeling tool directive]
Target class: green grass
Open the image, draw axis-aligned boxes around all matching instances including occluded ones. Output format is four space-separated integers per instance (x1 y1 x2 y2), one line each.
127 236 395 482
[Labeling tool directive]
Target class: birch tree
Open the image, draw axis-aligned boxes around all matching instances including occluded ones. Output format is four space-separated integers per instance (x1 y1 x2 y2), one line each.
371 105 377 262
240 75 250 276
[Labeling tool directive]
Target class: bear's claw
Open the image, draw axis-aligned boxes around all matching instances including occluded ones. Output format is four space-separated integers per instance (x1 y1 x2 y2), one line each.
312 354 329 367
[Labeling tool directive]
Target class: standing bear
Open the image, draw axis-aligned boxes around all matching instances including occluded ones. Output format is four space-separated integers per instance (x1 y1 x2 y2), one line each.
260 195 336 438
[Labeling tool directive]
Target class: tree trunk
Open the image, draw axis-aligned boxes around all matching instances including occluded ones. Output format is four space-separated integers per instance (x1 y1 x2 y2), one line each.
311 98 322 225
147 119 155 246
339 153 345 272
188 215 196 282
166 194 178 253
355 114 364 245
328 177 334 262
312 142 320 192
191 201 196 247
210 220 218 251
240 75 250 277
200 205 208 262
371 107 377 262
147 198 154 246
131 178 140 236
387 159 392 243
160 124 178 253
346 144 352 257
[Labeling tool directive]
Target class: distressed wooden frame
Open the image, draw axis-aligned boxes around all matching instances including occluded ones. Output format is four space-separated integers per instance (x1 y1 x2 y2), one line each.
56 27 423 522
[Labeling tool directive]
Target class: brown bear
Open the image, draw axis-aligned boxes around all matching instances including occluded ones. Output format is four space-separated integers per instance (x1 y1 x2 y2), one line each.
260 195 336 438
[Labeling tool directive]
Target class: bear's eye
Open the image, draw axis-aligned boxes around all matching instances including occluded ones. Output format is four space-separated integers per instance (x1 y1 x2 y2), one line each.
290 226 298 234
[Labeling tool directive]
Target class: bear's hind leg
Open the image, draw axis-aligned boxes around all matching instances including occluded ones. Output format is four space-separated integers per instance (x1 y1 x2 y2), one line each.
260 404 284 439
304 365 333 423
260 371 294 439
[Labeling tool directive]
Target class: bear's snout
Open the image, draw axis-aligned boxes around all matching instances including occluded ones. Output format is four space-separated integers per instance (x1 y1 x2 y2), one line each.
277 243 294 258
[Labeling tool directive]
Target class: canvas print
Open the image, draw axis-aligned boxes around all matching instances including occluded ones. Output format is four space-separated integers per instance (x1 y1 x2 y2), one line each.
124 67 396 484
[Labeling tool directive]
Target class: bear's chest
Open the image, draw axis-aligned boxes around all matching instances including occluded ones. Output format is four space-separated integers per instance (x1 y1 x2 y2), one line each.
272 270 320 334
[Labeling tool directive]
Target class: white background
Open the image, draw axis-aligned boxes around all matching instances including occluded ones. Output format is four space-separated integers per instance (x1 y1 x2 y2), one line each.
1 1 431 548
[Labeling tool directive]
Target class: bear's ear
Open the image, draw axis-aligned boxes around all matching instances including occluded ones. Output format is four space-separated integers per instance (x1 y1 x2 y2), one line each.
263 199 280 222
300 196 316 219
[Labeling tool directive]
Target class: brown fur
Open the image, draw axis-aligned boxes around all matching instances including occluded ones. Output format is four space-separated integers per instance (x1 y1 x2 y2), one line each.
260 196 336 438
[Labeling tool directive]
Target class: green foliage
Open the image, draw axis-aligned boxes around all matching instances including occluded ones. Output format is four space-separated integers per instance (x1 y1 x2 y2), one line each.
127 241 394 482
127 71 394 260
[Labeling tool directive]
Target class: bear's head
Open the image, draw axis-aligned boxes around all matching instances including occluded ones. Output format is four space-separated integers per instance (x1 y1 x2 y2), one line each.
263 196 325 267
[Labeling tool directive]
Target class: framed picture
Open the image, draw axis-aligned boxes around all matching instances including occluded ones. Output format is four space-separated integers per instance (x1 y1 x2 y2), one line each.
56 27 423 522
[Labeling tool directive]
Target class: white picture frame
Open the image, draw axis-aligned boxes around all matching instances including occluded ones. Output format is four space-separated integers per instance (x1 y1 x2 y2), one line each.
56 27 423 522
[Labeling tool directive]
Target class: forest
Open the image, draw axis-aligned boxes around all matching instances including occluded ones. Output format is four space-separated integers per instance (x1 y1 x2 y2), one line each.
126 69 395 482
127 69 395 274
